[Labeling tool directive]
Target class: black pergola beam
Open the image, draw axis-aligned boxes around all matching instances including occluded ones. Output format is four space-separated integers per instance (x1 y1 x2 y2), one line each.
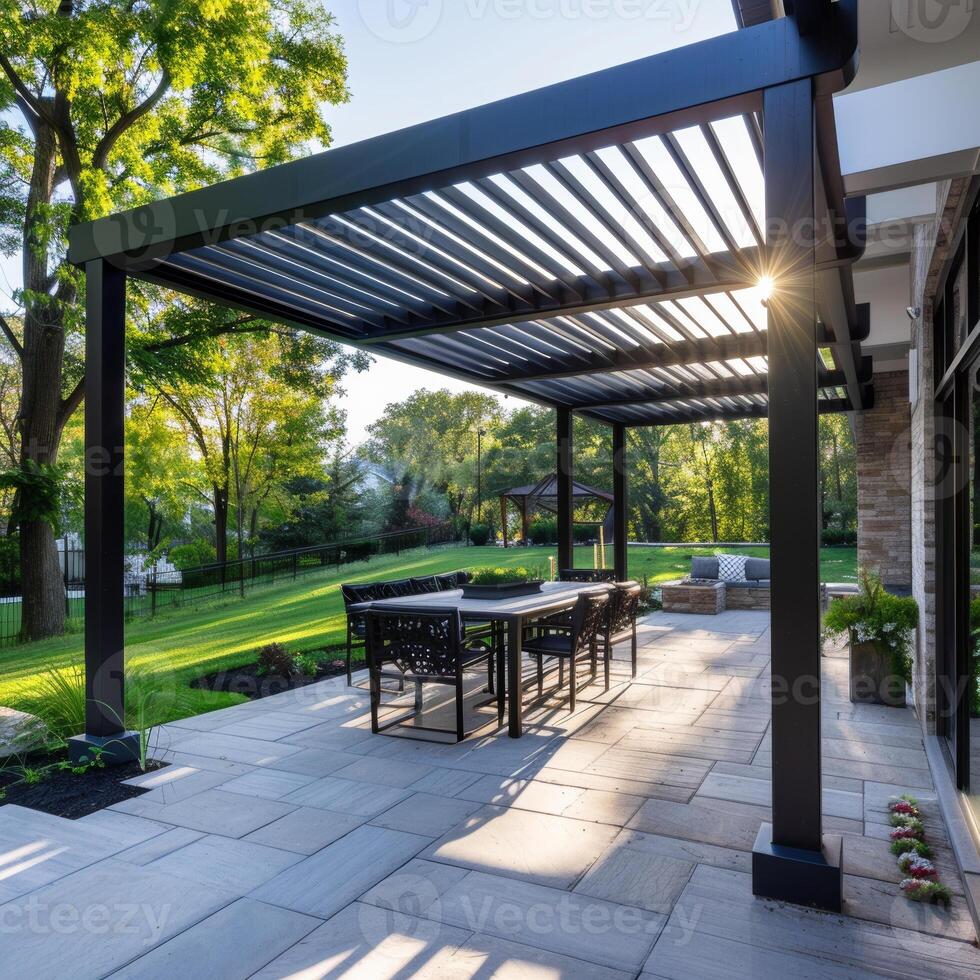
496 333 768 385
69 260 138 765
557 409 574 572
568 366 858 411
752 78 842 913
68 5 858 269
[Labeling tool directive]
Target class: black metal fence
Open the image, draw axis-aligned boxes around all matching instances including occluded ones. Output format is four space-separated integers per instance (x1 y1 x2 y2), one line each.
0 522 461 647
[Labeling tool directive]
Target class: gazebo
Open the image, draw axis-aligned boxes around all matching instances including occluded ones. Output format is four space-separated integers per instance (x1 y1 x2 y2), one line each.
69 1 867 913
499 475 614 548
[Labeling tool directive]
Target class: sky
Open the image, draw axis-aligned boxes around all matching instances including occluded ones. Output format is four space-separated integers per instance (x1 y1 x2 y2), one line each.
0 0 738 444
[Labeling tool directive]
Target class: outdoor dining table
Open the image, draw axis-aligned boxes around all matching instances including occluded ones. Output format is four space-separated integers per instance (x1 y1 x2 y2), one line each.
352 580 612 738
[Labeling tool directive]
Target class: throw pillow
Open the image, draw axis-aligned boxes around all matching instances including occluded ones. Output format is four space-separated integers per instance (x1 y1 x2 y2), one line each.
717 553 748 583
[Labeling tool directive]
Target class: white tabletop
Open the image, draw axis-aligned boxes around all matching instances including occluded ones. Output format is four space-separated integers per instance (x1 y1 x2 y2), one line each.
351 580 611 620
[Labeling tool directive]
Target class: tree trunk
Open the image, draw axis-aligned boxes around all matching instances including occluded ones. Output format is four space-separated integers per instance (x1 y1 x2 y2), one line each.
18 122 67 640
20 520 66 639
213 484 229 579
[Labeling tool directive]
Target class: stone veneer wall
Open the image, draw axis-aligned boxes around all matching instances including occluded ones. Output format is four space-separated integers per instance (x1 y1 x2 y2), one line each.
856 371 912 587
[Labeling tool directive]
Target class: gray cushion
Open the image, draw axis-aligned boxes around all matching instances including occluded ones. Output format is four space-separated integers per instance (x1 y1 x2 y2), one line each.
691 557 719 580
726 579 770 590
744 557 771 581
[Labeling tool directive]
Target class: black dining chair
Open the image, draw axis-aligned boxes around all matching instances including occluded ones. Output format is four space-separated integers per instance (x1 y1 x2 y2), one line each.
340 582 381 687
366 606 504 741
559 568 618 583
522 590 611 712
410 575 441 594
602 581 642 686
435 571 462 591
379 578 416 598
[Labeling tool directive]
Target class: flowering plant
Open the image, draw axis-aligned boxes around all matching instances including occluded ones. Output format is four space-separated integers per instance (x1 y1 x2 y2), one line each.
823 570 918 683
889 797 919 817
890 825 924 843
897 853 937 879
900 879 952 905
890 814 924 833
890 837 931 858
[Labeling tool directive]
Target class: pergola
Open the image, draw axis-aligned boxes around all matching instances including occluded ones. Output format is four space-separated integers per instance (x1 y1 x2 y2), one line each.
499 475 614 549
69 1 867 912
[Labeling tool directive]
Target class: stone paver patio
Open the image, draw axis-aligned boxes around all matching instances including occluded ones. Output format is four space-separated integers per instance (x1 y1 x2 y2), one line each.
3 610 979 978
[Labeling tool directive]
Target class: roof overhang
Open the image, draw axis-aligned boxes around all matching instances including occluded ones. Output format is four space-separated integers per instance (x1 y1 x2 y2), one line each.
70 0 868 427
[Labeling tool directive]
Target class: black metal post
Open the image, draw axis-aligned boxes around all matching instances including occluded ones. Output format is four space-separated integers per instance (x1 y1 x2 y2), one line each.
557 408 573 571
613 423 628 581
476 428 485 526
751 79 841 911
71 259 137 764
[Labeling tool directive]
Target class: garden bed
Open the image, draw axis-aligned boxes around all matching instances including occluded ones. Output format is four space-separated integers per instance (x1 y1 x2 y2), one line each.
0 753 168 819
191 652 354 700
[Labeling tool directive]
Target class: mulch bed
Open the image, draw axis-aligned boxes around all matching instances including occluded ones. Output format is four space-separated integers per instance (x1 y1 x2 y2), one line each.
0 754 169 820
191 653 358 700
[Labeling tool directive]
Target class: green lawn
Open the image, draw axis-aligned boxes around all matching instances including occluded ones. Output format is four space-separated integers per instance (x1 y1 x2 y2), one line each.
0 543 856 719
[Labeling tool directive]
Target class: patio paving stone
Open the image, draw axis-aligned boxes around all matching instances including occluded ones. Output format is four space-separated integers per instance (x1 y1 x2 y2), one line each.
430 869 665 972
250 824 429 918
0 858 237 980
280 774 411 816
142 833 301 895
107 897 320 979
243 806 366 854
218 768 317 800
421 804 619 889
110 787 297 837
248 901 472 979
369 792 483 837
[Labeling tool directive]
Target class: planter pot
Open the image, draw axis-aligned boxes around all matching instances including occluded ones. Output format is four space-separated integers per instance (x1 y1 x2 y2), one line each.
461 581 543 600
849 638 907 707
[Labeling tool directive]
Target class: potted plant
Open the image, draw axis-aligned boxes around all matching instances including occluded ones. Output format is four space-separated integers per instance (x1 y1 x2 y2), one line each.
824 570 918 707
462 566 544 599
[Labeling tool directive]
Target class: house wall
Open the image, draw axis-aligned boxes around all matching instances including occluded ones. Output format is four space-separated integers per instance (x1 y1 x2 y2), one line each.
856 371 912 588
907 177 973 731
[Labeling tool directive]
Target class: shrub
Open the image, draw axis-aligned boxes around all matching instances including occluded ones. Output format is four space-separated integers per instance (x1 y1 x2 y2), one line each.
15 664 192 749
169 540 217 570
257 643 296 676
573 523 595 544
822 528 857 547
469 566 538 585
528 518 556 545
823 569 919 684
469 523 490 547
294 652 322 677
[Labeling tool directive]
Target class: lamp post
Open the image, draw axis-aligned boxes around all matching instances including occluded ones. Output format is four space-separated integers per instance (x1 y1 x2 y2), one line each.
476 428 486 525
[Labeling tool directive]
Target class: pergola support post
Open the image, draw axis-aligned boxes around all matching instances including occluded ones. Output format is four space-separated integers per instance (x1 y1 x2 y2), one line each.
557 409 573 572
751 79 841 911
612 423 628 581
69 259 138 765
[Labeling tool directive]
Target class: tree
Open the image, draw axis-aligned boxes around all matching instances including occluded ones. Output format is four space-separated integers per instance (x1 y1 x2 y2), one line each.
0 0 349 638
126 395 196 552
155 329 350 569
365 390 503 530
